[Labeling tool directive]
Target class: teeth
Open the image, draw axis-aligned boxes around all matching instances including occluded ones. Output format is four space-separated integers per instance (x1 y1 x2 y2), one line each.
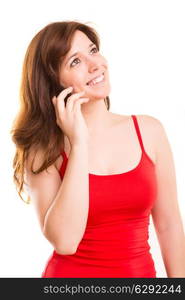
88 74 104 86
93 74 104 83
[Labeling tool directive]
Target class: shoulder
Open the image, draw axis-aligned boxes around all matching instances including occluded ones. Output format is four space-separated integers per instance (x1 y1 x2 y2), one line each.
135 114 164 129
113 113 163 127
116 113 165 135
111 113 166 140
134 114 166 138
135 114 170 154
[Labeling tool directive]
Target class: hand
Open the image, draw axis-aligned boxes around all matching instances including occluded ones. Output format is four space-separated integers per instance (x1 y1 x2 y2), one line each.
52 87 90 146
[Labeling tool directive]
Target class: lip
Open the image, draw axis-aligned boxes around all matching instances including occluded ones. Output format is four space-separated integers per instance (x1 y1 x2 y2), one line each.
86 73 104 85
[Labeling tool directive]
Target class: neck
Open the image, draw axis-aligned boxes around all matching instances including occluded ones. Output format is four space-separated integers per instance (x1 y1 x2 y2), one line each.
81 98 112 136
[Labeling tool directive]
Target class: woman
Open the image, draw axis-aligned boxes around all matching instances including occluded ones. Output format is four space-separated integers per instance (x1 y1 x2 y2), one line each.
11 21 185 278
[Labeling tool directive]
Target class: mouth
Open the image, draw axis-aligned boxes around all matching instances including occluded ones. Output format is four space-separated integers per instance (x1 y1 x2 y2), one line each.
86 73 105 86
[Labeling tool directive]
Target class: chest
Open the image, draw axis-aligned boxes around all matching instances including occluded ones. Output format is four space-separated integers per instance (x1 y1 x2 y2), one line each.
87 132 142 175
56 115 155 175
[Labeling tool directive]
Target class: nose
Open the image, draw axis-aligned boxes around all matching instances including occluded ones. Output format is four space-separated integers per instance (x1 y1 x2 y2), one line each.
87 57 100 73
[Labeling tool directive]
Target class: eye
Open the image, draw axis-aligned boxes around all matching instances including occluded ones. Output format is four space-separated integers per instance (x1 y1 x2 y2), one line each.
70 47 99 68
70 58 80 68
90 46 98 54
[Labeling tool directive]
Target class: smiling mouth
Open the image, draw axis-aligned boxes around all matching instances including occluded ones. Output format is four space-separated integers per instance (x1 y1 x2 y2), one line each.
86 73 105 86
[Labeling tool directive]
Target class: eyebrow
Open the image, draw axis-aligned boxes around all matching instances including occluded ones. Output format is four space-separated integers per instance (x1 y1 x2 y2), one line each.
65 43 95 65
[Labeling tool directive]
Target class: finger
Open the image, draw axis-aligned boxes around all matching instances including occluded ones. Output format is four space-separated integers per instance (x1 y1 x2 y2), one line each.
73 98 90 112
58 86 74 99
66 91 86 111
52 96 60 120
52 96 56 106
68 90 85 101
57 87 74 111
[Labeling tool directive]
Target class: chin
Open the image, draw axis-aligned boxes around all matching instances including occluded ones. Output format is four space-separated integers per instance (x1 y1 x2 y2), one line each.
87 92 108 99
87 87 110 99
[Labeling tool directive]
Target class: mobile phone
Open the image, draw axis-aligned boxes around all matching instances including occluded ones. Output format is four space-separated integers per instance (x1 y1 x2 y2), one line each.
64 92 72 106
55 85 73 107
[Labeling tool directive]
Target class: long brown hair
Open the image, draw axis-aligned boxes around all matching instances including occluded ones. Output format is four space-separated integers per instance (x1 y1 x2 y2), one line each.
10 21 110 204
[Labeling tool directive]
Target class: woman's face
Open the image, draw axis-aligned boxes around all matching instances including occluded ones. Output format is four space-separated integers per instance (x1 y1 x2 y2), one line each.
59 30 110 100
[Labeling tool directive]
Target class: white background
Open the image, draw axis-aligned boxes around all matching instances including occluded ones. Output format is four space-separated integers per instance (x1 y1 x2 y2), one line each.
0 0 184 277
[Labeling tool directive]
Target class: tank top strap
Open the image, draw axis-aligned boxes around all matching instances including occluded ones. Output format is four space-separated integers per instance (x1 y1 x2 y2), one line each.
131 115 145 153
60 150 68 177
61 149 68 161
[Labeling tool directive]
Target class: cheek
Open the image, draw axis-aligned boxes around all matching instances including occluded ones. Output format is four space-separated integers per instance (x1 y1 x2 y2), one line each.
59 71 81 89
59 71 69 87
70 69 87 89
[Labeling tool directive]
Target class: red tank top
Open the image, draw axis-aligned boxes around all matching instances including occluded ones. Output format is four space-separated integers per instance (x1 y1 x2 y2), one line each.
42 115 157 278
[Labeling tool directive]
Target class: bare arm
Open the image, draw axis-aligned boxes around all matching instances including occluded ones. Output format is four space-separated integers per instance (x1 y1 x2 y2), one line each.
25 87 91 255
149 117 185 277
43 143 89 254
25 143 89 255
